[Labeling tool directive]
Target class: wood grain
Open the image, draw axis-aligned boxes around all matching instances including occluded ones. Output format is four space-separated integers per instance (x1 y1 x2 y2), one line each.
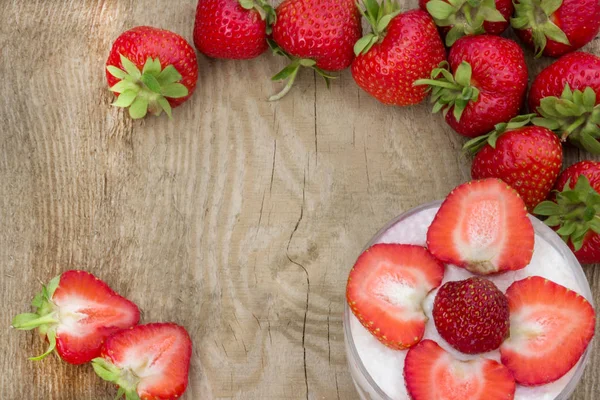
0 0 598 399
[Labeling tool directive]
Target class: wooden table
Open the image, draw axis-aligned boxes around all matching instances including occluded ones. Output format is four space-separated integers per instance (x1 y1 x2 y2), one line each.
1 1 599 399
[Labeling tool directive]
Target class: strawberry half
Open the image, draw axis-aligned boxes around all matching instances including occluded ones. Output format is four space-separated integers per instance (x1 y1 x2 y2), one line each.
500 276 595 386
346 244 444 350
404 339 516 400
92 323 192 400
11 270 140 365
427 179 534 275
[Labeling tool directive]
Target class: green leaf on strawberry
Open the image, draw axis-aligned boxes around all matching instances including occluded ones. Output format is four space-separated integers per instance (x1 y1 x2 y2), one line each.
238 0 276 34
354 0 402 55
463 114 537 154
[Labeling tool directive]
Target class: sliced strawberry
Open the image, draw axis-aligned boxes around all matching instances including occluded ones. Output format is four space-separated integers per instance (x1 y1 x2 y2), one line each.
11 270 140 365
93 323 192 400
427 179 534 275
404 339 516 400
500 276 596 386
346 244 444 350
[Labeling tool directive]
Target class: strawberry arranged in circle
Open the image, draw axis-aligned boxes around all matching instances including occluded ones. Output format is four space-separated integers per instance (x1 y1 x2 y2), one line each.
415 35 528 138
11 270 140 365
535 161 600 264
427 179 534 275
351 5 446 106
268 0 362 100
346 244 444 350
433 277 509 354
106 26 198 119
404 339 516 400
420 0 512 46
93 323 192 400
465 115 563 211
529 52 600 154
500 276 595 385
511 0 600 57
193 0 275 60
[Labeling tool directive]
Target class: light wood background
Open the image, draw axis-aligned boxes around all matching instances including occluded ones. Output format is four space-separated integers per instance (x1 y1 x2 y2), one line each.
1 0 598 399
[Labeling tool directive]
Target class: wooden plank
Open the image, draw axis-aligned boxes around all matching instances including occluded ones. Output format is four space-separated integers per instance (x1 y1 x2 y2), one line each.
0 0 598 399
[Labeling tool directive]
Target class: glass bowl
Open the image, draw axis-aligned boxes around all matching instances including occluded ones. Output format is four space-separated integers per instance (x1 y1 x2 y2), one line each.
343 200 595 400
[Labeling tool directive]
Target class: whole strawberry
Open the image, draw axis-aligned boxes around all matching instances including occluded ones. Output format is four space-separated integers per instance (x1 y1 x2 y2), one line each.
12 270 140 365
511 0 600 57
352 3 446 106
433 277 510 354
106 26 198 119
268 0 362 100
535 161 600 264
465 115 563 211
420 0 512 46
530 52 600 154
193 0 275 60
415 35 527 138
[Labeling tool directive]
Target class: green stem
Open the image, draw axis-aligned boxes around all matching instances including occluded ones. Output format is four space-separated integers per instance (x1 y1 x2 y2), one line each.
269 67 300 102
413 79 461 90
12 313 58 330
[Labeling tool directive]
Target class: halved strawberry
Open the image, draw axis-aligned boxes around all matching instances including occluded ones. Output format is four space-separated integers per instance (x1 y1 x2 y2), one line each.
404 339 516 400
11 270 140 365
427 179 534 275
92 323 192 400
500 276 595 386
346 244 444 350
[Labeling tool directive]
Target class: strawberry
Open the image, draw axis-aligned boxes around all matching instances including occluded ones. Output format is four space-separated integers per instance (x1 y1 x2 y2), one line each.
534 161 600 264
529 52 600 154
427 179 534 275
351 5 446 106
415 35 528 138
92 323 192 400
346 244 444 350
11 270 140 365
500 276 595 385
404 339 516 400
420 0 512 46
464 115 563 211
511 0 600 58
106 26 198 119
193 0 275 60
268 0 362 100
433 277 509 354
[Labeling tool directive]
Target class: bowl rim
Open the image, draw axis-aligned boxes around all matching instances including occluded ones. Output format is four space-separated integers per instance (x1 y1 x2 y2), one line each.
343 200 595 400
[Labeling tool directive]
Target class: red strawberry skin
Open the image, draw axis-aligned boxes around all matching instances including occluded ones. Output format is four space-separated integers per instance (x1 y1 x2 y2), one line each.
351 10 446 106
404 339 516 400
514 0 600 58
53 270 140 365
433 277 509 354
193 0 268 60
528 52 600 115
472 126 563 211
553 161 600 263
106 26 198 108
419 0 513 36
445 35 528 138
500 277 595 385
101 323 192 400
271 0 362 71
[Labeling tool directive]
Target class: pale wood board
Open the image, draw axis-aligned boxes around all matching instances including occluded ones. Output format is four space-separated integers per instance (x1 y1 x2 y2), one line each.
0 0 599 399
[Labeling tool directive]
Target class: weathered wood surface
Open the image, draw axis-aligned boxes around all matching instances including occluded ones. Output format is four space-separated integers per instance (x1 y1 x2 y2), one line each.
0 0 598 399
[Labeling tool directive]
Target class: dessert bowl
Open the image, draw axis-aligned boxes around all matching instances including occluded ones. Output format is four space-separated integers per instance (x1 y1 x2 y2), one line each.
343 200 595 400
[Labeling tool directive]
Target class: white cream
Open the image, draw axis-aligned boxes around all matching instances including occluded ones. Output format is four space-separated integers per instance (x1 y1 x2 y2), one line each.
350 207 588 400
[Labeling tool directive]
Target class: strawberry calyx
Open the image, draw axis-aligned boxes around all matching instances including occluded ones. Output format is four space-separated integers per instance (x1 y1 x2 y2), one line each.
426 0 506 46
414 60 480 122
107 55 189 119
92 358 141 400
238 0 276 34
11 274 61 361
267 40 336 101
534 175 600 251
354 0 402 56
510 0 569 57
532 84 600 154
463 114 536 153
